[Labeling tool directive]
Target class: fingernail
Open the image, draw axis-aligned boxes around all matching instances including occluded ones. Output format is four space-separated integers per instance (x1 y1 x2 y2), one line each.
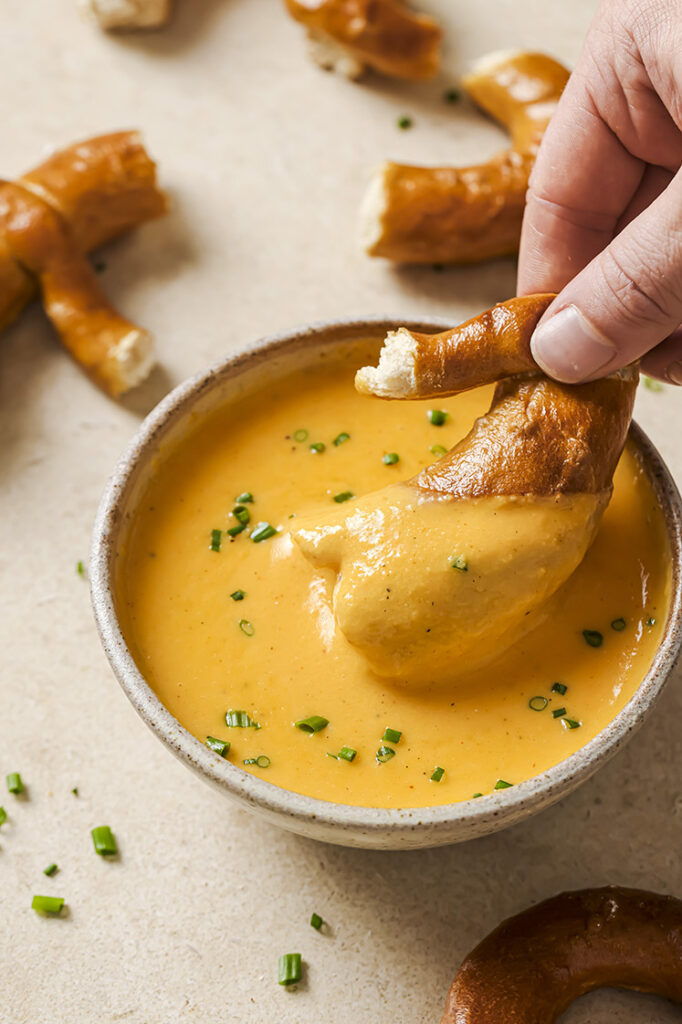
667 361 682 385
530 305 617 383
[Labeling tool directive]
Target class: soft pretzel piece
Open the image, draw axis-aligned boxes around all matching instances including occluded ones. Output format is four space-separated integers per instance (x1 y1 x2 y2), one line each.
88 0 173 30
442 887 682 1023
284 0 441 81
0 132 167 396
293 296 637 682
360 51 569 263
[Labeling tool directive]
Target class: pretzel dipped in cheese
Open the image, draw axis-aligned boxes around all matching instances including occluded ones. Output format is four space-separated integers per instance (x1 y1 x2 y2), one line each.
0 132 167 397
441 887 682 1023
361 51 569 264
88 0 173 30
293 296 637 684
284 0 441 81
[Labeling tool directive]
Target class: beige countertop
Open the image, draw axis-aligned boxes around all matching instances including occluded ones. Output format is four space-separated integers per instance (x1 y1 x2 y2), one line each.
2 1 681 1021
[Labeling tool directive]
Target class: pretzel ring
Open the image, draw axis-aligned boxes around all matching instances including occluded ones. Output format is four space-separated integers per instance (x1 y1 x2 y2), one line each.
442 887 682 1022
0 132 167 397
294 296 637 682
284 0 441 80
360 51 569 264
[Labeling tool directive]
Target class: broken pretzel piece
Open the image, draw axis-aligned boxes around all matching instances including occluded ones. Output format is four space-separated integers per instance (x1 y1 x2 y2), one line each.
285 0 441 80
0 131 167 397
88 0 173 30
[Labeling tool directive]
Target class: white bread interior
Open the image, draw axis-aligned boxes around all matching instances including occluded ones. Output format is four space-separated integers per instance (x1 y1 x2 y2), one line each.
108 328 155 394
358 164 389 254
354 328 417 397
307 31 365 79
88 0 171 29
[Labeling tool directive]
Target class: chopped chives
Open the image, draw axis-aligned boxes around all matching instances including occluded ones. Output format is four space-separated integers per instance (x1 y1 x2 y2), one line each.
382 452 400 465
611 617 626 631
309 442 326 454
333 491 354 503
528 696 548 712
232 505 251 526
430 766 445 782
494 779 512 790
472 792 483 799
451 555 468 572
642 375 663 391
295 716 329 734
250 522 277 543
227 522 246 537
427 409 448 426
397 115 413 130
230 589 246 601
444 87 461 103
382 727 402 744
210 528 222 551
583 629 603 647
338 746 357 762
206 736 230 757
91 825 117 856
71 787 79 797
430 444 447 456
238 619 255 637
32 895 64 915
6 772 23 794
646 617 656 626
293 429 309 442
562 718 582 730
43 863 58 877
333 432 350 446
376 745 395 763
310 912 323 930
278 952 302 986
552 707 567 719
76 560 85 576
225 710 260 729
243 755 271 768
0 807 6 826
551 682 568 695
236 492 254 504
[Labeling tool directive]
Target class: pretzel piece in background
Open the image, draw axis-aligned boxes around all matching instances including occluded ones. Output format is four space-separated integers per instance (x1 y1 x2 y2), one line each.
284 0 441 80
88 0 173 30
360 51 569 263
442 887 682 1023
0 131 167 397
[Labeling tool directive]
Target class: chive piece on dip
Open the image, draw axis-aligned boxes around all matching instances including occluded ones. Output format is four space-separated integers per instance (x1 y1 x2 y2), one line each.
210 529 222 552
238 619 255 637
428 409 449 426
6 772 23 794
552 707 567 719
250 522 277 543
243 754 271 768
333 432 350 446
376 745 395 763
451 555 468 572
232 505 250 526
235 491 254 504
32 895 64 916
430 444 447 456
551 682 568 695
494 779 512 790
309 442 326 454
583 629 603 647
293 429 309 442
295 716 329 734
430 766 445 782
382 452 400 465
206 736 230 757
333 491 354 504
227 522 246 537
278 952 302 986
528 696 548 712
562 718 582 730
230 589 246 601
310 912 323 930
91 826 117 856
611 617 626 631
338 746 357 762
382 727 402 744
225 710 260 728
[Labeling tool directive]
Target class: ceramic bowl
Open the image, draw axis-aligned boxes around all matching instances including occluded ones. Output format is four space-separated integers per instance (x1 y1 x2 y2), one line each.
90 318 682 850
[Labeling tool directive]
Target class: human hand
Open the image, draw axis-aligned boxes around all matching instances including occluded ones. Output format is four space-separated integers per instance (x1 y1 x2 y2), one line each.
517 0 682 385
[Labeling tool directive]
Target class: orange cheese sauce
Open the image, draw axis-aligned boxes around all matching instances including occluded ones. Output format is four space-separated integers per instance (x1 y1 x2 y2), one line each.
117 340 671 808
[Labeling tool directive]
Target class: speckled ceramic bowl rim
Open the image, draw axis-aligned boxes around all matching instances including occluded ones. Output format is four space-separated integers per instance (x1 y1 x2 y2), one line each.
91 316 682 843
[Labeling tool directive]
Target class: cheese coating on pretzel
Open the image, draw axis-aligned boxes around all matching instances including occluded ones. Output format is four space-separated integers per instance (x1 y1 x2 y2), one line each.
361 51 569 263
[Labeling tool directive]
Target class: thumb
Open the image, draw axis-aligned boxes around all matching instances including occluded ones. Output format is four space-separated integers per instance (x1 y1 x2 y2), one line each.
529 168 682 384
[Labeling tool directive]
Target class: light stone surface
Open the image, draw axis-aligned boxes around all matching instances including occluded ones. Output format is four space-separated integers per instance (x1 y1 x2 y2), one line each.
1 1 681 1021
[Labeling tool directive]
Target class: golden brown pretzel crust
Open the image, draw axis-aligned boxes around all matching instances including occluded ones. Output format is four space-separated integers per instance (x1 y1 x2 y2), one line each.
442 887 682 1023
362 52 569 264
285 0 441 80
0 132 167 396
357 295 638 498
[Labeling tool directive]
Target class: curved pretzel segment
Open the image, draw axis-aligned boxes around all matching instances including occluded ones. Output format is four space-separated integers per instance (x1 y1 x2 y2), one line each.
0 132 167 397
285 0 441 80
442 887 682 1023
360 51 569 263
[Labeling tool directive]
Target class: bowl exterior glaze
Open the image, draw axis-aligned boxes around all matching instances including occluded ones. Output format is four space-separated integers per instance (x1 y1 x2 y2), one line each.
90 319 682 850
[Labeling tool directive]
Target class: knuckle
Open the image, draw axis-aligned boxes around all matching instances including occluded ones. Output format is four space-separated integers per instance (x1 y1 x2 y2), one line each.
598 244 681 328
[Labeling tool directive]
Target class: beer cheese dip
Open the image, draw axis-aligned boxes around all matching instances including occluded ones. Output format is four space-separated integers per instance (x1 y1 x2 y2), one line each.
116 339 671 808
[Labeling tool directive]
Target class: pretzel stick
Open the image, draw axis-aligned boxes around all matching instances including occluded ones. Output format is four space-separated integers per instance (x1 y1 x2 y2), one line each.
284 0 441 80
442 888 682 1023
360 51 569 263
0 131 167 396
